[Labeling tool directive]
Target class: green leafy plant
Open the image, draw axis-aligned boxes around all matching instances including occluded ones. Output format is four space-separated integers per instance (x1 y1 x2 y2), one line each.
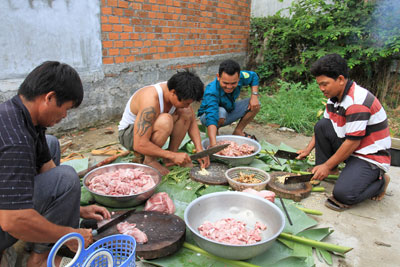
256 81 325 135
248 0 400 106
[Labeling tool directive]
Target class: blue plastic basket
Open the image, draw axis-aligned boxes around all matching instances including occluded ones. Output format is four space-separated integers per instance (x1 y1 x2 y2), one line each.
47 233 136 267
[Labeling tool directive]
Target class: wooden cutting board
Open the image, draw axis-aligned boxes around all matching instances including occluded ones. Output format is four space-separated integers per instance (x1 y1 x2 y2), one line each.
267 171 312 202
94 211 186 259
190 162 229 185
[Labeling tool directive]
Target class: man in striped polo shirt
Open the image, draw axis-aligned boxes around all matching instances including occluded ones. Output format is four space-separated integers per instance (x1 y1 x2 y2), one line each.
0 62 110 266
297 54 391 211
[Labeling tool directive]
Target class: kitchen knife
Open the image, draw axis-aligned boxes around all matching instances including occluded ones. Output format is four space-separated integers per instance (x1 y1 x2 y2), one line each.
190 143 230 160
284 174 314 184
92 208 136 236
274 150 300 160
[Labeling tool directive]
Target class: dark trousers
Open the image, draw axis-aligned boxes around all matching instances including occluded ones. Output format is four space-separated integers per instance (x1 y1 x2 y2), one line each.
314 119 385 205
0 135 81 253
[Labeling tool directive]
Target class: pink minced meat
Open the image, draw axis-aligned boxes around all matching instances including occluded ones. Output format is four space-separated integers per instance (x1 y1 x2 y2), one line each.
117 221 148 244
144 192 176 214
198 218 267 245
87 168 155 196
215 140 255 157
242 188 276 203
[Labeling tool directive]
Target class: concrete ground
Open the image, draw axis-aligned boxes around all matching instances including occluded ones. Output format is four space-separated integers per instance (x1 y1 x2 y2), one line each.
2 119 398 266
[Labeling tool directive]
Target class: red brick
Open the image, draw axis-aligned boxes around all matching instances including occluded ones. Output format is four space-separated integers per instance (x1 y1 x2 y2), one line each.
108 33 119 39
143 40 152 46
102 41 113 48
124 25 133 32
120 49 130 55
120 18 130 24
114 41 124 47
109 16 119 24
115 56 125 63
102 7 112 15
113 25 123 32
113 8 123 16
108 0 118 7
101 24 112 32
120 33 130 39
103 57 114 64
125 41 133 47
134 41 143 47
109 48 119 56
119 0 129 8
101 16 108 23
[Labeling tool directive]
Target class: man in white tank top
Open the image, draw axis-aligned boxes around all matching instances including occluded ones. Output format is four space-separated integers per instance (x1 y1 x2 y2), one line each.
118 70 210 175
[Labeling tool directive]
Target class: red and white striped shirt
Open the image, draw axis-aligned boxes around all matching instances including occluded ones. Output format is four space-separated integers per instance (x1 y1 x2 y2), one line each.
324 81 391 172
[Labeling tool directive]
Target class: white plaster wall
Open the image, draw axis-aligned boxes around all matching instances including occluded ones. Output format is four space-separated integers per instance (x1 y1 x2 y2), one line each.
0 0 102 79
251 0 294 17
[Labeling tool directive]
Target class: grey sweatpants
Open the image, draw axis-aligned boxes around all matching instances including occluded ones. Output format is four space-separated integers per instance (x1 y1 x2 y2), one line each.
314 119 385 205
0 135 81 253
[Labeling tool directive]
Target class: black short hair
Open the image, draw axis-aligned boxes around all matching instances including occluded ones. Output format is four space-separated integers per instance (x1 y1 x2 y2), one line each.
18 61 83 108
218 59 241 76
167 70 204 102
310 54 349 79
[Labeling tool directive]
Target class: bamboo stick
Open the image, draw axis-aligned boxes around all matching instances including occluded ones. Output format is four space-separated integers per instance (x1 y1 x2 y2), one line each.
311 186 325 192
296 207 323 215
183 242 260 267
279 232 353 254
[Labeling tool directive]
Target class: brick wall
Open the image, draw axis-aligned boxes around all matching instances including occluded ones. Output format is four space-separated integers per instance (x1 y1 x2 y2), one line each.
100 0 251 65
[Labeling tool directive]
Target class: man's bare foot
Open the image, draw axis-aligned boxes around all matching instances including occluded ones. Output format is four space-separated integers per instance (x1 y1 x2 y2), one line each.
143 159 170 176
372 174 390 201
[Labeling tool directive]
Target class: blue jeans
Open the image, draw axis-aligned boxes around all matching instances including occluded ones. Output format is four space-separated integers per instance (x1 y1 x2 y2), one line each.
200 98 250 127
0 135 81 253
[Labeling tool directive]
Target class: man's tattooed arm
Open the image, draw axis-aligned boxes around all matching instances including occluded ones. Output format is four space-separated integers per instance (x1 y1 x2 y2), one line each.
136 107 156 136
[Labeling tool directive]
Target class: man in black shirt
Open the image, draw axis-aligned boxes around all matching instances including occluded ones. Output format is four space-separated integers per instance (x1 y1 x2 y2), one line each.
0 61 110 267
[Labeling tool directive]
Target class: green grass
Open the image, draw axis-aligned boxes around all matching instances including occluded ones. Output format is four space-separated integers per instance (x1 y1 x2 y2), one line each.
255 81 325 135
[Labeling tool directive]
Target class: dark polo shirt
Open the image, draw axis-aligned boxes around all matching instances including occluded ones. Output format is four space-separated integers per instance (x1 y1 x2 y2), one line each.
0 95 51 210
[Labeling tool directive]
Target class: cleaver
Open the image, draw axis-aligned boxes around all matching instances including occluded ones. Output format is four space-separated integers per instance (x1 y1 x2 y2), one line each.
190 143 230 160
92 209 136 236
274 150 300 160
284 173 314 184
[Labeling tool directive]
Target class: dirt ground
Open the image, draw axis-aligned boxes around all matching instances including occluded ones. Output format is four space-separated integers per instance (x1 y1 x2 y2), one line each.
53 118 400 267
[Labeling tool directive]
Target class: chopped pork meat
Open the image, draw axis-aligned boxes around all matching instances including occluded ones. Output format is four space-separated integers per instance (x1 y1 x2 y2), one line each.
214 140 255 157
242 188 276 203
144 192 175 214
117 221 148 244
87 168 155 196
198 218 267 245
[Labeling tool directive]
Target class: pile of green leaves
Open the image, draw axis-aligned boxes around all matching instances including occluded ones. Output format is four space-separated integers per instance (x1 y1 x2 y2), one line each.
249 0 400 105
255 81 325 135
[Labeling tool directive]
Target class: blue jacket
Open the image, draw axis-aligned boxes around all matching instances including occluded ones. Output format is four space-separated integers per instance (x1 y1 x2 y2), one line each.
198 70 259 127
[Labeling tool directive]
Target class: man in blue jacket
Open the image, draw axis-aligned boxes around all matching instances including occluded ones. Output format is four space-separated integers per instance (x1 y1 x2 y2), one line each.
198 59 260 147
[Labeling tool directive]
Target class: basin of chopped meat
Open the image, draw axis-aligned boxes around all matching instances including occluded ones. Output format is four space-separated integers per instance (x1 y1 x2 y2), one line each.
117 221 148 244
198 218 267 245
87 168 156 196
215 140 255 157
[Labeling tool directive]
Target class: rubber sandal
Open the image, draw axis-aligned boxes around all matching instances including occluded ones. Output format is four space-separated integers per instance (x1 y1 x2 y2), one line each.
324 196 350 212
243 132 258 141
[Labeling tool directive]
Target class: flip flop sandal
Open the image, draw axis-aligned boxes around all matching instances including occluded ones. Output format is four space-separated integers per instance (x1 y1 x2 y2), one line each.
243 132 258 141
324 196 351 212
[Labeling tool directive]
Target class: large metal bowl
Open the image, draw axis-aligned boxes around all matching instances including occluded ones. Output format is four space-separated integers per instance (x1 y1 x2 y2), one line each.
184 191 285 260
201 135 261 166
83 163 162 208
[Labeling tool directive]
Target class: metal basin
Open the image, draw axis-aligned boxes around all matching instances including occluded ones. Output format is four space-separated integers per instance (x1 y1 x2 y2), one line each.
184 191 285 260
201 135 261 166
83 163 161 208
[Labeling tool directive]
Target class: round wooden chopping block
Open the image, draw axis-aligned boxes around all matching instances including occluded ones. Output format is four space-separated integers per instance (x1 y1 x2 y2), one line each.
94 211 186 260
190 162 229 185
267 171 312 202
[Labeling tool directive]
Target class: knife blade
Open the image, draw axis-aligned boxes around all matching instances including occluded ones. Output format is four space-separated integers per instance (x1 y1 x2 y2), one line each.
92 208 136 236
284 174 314 184
274 150 299 160
190 143 230 160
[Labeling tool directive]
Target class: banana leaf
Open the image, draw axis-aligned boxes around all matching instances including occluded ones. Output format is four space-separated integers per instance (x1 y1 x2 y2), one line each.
61 157 88 173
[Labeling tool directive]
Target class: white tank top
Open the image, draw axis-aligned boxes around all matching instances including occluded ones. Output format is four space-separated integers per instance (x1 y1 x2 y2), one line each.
118 82 176 131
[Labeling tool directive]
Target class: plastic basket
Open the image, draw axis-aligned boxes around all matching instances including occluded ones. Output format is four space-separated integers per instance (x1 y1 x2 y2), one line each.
47 233 136 267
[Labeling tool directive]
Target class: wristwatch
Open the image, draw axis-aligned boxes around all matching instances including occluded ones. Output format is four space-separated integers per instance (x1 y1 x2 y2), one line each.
252 92 259 96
